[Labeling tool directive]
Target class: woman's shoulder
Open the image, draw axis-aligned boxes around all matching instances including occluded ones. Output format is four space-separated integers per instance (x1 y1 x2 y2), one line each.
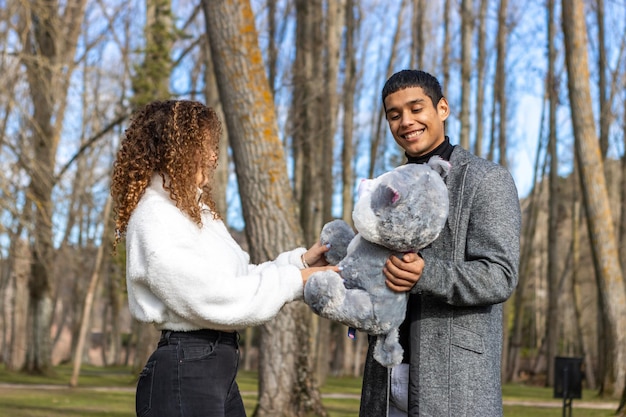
129 181 188 230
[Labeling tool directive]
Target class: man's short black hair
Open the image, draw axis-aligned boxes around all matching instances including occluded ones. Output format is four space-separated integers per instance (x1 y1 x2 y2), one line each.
382 70 444 109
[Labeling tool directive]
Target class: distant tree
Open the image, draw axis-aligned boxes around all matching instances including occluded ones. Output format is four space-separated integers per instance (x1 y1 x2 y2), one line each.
495 0 508 168
341 0 358 227
313 0 345 384
70 195 113 387
335 0 360 377
562 0 626 399
505 125 548 382
410 0 426 70
18 0 87 374
441 0 452 90
369 0 408 178
473 0 488 157
459 0 472 150
292 0 324 244
131 0 174 107
595 0 609 159
618 55 626 417
545 0 559 387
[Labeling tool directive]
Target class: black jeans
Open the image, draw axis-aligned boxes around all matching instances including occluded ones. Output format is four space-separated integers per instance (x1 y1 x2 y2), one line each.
135 329 245 417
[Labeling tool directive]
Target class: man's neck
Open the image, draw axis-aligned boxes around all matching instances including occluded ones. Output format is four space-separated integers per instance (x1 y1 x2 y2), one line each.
405 136 454 164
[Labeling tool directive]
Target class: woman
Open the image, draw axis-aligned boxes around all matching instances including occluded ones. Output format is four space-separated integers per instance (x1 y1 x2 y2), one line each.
110 99 336 417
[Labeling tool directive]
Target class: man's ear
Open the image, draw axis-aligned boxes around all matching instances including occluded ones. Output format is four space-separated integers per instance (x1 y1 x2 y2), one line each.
437 97 450 122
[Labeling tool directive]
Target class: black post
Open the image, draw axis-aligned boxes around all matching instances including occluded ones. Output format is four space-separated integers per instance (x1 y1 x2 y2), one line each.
562 365 571 417
554 357 583 417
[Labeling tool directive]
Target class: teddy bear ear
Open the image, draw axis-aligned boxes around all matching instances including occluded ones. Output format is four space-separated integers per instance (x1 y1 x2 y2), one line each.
391 188 400 204
427 155 451 178
357 178 374 198
373 184 401 207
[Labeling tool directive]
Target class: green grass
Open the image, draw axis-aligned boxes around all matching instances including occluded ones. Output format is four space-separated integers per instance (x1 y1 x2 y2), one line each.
0 388 134 417
0 365 620 416
502 383 618 417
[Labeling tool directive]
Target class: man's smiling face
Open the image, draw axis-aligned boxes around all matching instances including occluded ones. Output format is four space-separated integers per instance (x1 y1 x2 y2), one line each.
384 87 450 158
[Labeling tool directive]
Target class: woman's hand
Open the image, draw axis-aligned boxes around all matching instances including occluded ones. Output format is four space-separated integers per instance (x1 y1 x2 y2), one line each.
301 241 332 267
384 252 424 292
300 265 340 285
299 241 339 285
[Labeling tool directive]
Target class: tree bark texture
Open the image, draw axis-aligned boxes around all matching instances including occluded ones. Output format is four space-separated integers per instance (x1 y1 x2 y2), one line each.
562 0 626 398
201 1 325 415
496 0 508 168
369 0 408 178
293 0 325 245
341 0 357 226
5 240 30 371
473 0 488 157
459 0 472 150
410 0 425 70
596 0 609 159
545 0 559 387
20 0 87 374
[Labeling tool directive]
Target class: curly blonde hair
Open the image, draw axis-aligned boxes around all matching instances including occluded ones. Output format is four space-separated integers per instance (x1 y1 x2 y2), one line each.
111 100 222 249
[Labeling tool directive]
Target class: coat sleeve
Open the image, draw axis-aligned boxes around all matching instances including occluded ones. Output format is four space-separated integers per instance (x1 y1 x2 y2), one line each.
415 164 521 306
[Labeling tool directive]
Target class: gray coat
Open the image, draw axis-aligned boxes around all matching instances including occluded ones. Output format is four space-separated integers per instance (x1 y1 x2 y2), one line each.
359 146 521 417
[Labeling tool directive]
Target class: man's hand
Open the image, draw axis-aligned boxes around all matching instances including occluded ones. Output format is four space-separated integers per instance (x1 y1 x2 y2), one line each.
384 252 424 292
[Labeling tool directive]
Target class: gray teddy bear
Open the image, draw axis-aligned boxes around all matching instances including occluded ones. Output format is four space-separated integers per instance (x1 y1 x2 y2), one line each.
304 156 450 367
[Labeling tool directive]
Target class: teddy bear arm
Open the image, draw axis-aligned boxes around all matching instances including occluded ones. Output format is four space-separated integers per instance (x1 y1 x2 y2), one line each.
320 219 355 265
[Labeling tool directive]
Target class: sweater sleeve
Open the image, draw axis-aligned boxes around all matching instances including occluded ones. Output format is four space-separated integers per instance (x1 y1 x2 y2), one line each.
126 191 306 331
415 164 521 306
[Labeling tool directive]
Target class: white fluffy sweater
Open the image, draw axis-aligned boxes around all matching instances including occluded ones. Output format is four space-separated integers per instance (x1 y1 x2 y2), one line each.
125 176 306 332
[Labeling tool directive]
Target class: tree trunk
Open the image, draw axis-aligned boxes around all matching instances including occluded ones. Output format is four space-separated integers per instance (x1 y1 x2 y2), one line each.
321 0 343 224
5 239 30 371
337 0 358 376
201 1 326 415
341 0 357 225
19 0 87 374
267 0 278 95
369 0 408 178
496 0 508 168
545 0 559 387
441 0 451 90
70 195 112 387
473 0 488 157
507 93 549 382
410 0 425 70
618 57 626 417
131 0 174 107
459 0 472 150
291 0 326 390
596 0 609 159
571 200 597 389
293 0 325 244
314 0 344 385
562 0 626 398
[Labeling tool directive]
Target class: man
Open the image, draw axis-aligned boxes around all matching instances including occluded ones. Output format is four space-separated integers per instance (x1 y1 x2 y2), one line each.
361 69 521 416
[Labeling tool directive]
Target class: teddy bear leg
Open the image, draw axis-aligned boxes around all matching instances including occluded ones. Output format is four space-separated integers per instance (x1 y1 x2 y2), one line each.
373 328 404 368
304 270 375 328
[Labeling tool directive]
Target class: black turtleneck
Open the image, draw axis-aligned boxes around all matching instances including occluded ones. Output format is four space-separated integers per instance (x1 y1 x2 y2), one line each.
405 136 455 164
399 136 454 363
